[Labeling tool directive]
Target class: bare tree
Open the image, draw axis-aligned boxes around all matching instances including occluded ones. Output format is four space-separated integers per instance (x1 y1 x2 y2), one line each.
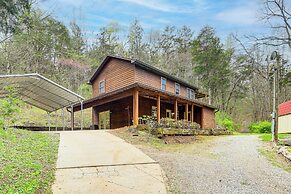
258 0 291 48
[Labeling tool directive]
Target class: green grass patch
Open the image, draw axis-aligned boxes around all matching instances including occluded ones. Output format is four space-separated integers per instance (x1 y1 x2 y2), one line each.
258 133 291 142
231 132 255 136
0 128 59 194
258 147 291 172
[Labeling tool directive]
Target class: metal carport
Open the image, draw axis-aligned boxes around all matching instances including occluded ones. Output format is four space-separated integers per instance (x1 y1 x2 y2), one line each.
0 73 84 130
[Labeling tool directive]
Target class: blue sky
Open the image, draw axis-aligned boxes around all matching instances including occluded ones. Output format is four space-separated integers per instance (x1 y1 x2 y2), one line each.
39 0 269 42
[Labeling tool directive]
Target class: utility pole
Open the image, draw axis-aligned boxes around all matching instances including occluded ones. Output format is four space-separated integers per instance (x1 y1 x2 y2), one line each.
270 51 279 143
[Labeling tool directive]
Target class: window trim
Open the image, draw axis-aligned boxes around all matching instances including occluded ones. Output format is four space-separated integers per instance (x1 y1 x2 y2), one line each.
99 80 105 94
161 77 167 91
187 88 195 99
192 89 195 99
175 83 180 95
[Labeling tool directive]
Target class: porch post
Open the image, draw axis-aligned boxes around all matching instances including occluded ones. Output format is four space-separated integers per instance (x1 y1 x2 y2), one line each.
201 107 204 129
71 105 74 130
133 89 139 126
80 100 83 130
174 99 178 121
185 103 188 121
191 104 194 123
157 95 161 123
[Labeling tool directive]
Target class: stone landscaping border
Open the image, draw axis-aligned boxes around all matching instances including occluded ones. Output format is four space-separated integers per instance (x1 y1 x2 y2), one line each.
274 145 291 161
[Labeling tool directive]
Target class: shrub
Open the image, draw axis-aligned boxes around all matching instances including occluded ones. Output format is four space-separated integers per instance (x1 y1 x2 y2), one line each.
215 111 236 132
159 118 200 129
159 118 175 128
0 86 22 129
249 121 272 133
138 117 201 131
189 122 200 129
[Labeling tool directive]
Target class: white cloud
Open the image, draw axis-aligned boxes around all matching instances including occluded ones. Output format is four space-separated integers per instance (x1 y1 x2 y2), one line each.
215 6 258 25
118 0 188 13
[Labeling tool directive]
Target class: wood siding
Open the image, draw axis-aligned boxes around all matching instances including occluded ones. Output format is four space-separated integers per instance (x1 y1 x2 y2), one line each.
91 59 193 99
278 114 291 133
94 96 133 129
135 66 190 98
92 58 135 97
202 106 215 128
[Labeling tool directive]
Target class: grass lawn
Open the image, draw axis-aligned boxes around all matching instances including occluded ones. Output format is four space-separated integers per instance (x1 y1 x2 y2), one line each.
258 133 291 172
258 133 291 142
0 128 59 194
258 147 291 172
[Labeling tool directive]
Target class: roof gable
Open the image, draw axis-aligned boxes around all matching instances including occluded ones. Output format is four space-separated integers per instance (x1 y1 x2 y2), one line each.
89 56 131 84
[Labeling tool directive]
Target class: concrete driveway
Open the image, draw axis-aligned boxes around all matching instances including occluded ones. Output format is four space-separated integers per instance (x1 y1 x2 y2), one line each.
52 130 167 194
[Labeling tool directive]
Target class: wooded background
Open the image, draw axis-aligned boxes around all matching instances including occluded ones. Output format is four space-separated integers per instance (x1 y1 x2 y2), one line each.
0 0 290 130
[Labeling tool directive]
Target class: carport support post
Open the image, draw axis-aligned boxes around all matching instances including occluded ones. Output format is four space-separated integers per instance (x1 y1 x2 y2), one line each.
81 100 83 130
62 108 65 131
47 112 51 131
71 105 74 130
55 113 57 131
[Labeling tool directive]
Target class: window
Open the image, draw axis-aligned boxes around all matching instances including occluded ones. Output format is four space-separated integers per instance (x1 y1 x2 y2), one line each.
161 77 167 91
99 80 105 94
175 83 180 95
166 109 172 118
187 88 195 99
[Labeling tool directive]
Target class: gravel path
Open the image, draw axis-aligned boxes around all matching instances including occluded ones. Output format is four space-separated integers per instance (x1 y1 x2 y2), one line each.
141 135 291 194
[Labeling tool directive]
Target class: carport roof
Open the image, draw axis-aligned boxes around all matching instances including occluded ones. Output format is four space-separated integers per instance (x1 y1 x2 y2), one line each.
0 73 84 112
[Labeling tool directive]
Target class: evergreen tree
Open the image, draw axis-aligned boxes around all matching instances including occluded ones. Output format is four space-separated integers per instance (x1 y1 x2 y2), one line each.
127 19 144 59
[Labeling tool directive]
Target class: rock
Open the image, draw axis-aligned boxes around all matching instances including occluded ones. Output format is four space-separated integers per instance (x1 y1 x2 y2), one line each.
128 128 138 133
280 138 291 146
278 146 291 161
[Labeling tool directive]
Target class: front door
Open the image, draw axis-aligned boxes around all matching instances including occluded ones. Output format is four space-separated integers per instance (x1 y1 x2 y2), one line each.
99 110 110 129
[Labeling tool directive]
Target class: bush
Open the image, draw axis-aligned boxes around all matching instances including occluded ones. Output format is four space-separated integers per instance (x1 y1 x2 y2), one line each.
138 117 201 131
249 121 272 133
158 118 200 129
0 86 22 129
215 111 236 132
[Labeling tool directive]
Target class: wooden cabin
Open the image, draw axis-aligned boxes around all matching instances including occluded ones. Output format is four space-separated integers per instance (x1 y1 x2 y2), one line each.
73 55 216 129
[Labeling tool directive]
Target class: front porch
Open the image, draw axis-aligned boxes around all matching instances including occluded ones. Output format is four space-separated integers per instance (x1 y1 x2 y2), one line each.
73 84 215 129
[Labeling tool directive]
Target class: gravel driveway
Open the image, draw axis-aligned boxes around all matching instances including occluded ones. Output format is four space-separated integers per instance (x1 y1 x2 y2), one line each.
141 135 291 194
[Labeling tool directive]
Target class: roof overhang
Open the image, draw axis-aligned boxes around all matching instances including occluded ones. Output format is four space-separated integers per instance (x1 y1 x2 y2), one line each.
0 73 84 112
73 83 216 112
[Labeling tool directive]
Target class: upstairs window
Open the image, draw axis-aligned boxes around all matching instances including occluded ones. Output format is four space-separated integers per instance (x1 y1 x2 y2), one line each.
187 88 195 99
175 83 180 95
161 77 167 91
99 80 105 94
